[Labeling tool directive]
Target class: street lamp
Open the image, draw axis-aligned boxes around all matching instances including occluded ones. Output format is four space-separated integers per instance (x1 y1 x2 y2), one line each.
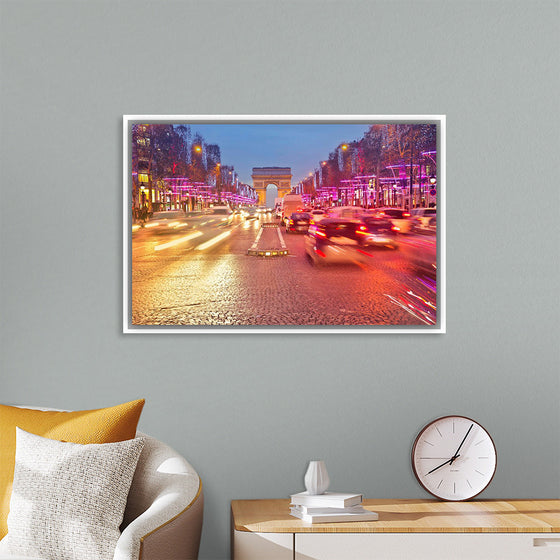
428 175 437 208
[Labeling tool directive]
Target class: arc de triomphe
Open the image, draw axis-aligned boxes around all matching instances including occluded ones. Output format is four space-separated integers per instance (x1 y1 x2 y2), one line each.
251 167 292 205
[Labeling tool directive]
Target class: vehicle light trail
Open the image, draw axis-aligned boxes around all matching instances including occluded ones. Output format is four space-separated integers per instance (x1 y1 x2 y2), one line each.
195 230 231 251
154 231 203 251
384 294 433 325
407 290 436 310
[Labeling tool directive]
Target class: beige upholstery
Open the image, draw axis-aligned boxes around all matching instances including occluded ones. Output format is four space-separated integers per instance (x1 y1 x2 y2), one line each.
0 427 203 560
117 432 203 560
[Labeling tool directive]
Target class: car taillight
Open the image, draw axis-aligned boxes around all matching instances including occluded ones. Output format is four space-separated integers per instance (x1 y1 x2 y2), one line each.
316 230 327 238
392 225 400 231
403 212 411 217
358 225 367 231
315 248 326 257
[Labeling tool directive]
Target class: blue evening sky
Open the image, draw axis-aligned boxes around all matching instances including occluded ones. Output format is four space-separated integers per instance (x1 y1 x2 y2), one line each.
186 124 371 185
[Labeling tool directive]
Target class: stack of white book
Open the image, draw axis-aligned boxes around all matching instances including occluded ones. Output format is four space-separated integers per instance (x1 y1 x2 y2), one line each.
289 491 378 523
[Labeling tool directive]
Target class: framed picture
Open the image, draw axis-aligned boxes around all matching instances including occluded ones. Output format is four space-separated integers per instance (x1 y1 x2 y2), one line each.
123 115 445 333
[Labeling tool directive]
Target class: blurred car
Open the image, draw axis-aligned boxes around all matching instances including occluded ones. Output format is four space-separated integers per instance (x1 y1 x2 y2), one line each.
413 215 437 234
326 206 366 220
399 229 437 276
235 206 253 217
144 210 189 233
244 207 259 220
309 209 326 221
355 216 399 249
305 218 365 266
208 205 233 224
285 212 312 233
376 207 412 233
410 207 437 230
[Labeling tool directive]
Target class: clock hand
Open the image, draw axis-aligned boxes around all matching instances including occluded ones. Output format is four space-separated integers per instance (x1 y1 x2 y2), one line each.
426 455 460 475
449 423 473 464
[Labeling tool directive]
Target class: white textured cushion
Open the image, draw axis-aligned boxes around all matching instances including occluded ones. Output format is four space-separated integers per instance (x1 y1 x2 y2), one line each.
3 428 144 560
0 552 46 560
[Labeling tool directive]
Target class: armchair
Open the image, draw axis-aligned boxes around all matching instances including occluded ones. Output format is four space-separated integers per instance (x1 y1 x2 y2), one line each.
117 432 203 560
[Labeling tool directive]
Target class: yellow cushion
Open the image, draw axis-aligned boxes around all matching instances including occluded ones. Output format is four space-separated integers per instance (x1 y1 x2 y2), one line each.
0 399 145 538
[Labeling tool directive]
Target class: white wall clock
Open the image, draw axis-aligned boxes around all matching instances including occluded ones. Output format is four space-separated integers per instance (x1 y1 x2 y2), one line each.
412 415 497 501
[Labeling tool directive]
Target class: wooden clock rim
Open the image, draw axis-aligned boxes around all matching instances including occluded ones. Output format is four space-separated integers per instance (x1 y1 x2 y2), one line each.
411 415 498 502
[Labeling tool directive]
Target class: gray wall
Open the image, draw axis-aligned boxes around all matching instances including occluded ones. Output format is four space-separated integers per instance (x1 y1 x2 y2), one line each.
1 1 558 558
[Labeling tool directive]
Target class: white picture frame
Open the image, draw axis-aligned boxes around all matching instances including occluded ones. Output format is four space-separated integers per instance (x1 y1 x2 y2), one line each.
123 115 446 334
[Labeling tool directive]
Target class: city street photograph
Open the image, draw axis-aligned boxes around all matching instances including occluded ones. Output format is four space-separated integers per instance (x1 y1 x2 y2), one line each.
124 116 444 332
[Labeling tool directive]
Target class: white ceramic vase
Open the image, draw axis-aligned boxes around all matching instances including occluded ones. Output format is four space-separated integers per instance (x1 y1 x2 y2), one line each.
304 460 330 495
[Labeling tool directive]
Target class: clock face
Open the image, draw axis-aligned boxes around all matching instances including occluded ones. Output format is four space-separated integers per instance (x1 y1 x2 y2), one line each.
412 416 497 501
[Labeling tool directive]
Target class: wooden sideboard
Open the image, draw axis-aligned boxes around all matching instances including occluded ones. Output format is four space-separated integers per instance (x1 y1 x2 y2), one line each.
231 499 560 559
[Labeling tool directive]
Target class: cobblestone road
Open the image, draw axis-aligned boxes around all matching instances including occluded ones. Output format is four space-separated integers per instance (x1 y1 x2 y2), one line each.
131 217 437 327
